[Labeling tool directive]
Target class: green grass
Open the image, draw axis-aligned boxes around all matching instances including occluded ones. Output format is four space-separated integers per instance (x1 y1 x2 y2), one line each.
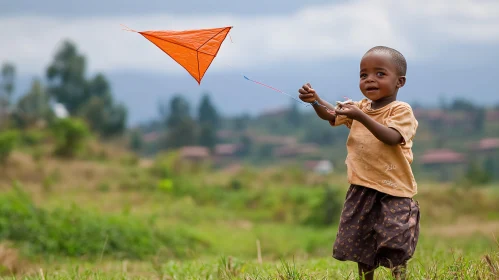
4 248 499 279
1 147 499 279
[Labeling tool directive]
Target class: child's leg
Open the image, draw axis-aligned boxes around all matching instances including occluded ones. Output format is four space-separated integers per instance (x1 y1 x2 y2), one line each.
358 263 375 280
391 263 407 280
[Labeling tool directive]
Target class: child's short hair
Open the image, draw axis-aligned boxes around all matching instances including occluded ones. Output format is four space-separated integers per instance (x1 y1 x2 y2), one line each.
364 46 407 76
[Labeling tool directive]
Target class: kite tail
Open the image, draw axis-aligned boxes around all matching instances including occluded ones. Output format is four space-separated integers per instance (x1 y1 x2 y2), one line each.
120 24 137 33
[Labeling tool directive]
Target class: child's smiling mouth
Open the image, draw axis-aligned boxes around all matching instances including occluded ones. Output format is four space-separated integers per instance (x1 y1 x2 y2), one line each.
365 86 379 92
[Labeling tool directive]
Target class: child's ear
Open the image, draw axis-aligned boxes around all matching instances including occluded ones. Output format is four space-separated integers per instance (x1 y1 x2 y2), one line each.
397 76 406 88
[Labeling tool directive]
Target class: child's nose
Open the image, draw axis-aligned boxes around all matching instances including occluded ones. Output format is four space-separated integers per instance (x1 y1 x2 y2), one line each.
366 75 375 82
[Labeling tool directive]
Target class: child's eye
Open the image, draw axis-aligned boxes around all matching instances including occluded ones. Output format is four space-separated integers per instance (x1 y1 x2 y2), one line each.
360 73 367 78
376 72 385 77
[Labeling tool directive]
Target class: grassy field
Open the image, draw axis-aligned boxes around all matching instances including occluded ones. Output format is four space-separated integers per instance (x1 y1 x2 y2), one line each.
0 145 499 279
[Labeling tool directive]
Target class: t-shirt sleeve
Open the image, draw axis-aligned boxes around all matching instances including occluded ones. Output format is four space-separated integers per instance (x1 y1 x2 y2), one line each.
329 114 353 128
384 104 418 145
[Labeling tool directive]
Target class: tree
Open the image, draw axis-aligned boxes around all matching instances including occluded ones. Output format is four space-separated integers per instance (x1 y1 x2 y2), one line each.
450 98 475 111
233 114 251 131
484 157 496 180
0 63 16 127
0 130 19 164
166 95 191 127
129 129 143 152
237 134 253 157
197 93 220 128
287 101 301 126
465 160 491 185
438 95 448 110
158 99 170 126
197 93 220 150
79 73 127 137
13 78 53 128
198 124 216 151
46 40 88 114
472 107 486 134
164 95 197 148
77 95 127 138
45 40 127 137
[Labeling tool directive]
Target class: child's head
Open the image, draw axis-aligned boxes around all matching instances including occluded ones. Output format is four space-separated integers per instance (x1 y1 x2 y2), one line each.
359 46 407 102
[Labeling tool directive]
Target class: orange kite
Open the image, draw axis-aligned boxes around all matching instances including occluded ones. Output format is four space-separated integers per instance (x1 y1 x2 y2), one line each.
123 25 232 84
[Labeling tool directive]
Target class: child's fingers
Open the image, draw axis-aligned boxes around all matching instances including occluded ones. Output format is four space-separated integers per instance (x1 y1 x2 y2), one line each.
335 106 351 115
334 108 345 115
298 88 311 95
302 83 313 90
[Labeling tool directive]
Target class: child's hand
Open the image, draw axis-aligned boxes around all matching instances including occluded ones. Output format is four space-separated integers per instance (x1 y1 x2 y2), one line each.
298 83 318 103
335 103 363 120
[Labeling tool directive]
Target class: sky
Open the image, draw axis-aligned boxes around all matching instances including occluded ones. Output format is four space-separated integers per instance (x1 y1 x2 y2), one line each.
1 0 499 125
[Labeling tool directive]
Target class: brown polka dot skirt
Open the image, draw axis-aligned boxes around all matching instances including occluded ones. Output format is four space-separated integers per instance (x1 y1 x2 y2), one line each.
332 184 420 268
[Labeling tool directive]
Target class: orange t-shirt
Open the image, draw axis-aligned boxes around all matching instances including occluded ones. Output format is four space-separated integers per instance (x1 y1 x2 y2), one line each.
330 99 418 198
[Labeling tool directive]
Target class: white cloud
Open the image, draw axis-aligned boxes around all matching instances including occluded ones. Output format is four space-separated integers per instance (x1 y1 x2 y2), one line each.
1 0 498 76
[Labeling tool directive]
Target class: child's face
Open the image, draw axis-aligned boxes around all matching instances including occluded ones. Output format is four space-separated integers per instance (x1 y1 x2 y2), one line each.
359 52 405 102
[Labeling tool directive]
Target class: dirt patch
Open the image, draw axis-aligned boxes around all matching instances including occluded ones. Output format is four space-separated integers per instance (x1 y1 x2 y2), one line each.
0 242 30 276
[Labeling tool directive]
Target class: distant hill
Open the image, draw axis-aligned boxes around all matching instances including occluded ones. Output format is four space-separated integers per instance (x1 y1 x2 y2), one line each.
12 59 499 126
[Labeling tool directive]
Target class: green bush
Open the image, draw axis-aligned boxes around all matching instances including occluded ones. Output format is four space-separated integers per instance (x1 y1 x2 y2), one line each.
50 118 90 157
302 185 343 227
0 130 19 163
21 130 46 146
0 183 210 259
160 174 344 226
150 152 178 178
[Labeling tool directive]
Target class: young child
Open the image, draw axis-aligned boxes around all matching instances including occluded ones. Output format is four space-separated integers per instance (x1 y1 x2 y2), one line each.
298 46 420 280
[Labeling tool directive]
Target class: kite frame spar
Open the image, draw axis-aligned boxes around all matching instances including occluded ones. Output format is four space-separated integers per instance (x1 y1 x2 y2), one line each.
122 24 232 84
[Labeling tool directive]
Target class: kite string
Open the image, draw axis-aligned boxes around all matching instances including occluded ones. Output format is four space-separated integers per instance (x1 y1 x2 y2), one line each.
223 62 341 114
221 32 339 114
223 62 311 108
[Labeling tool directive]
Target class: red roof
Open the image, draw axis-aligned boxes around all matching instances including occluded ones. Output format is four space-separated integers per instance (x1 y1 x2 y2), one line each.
179 146 210 158
414 109 445 120
486 110 499 121
142 132 160 143
273 144 319 157
216 130 234 139
419 149 466 164
471 138 499 151
304 160 320 169
249 134 297 145
215 144 239 156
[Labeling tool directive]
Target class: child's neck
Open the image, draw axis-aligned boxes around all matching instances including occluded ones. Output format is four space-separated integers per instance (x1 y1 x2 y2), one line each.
371 93 398 110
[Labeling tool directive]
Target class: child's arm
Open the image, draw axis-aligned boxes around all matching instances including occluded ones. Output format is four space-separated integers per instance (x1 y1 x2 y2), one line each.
298 83 336 122
335 104 403 145
311 97 336 121
355 113 403 145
